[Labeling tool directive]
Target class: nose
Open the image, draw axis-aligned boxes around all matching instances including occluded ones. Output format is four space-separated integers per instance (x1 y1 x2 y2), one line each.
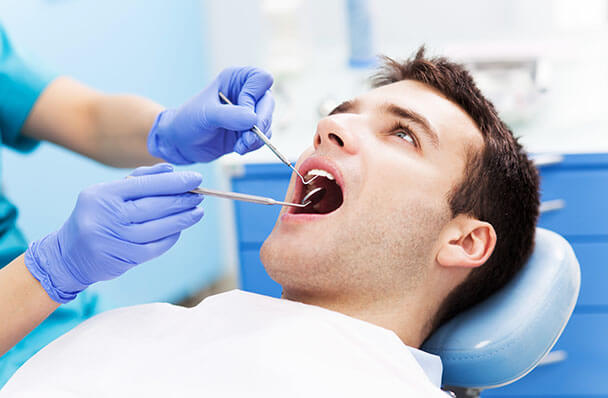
313 116 360 155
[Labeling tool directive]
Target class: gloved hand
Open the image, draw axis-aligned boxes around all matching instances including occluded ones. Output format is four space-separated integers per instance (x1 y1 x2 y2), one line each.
147 66 275 164
25 163 204 303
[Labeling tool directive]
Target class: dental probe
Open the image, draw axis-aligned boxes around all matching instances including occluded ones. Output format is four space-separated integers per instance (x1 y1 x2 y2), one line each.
218 91 318 185
189 187 311 208
125 176 311 208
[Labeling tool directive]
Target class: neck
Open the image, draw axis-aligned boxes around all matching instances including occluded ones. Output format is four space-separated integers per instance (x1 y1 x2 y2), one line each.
282 288 434 348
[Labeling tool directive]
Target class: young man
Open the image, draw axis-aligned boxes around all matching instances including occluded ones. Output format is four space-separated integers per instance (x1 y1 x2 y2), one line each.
0 48 539 397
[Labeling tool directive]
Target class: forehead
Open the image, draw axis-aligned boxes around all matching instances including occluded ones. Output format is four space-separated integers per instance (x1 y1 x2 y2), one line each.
360 80 484 153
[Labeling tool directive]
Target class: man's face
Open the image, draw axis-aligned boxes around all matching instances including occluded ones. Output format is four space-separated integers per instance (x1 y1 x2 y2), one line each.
261 80 483 302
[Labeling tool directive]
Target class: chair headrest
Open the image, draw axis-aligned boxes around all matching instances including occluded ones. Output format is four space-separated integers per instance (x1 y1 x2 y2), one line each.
422 228 580 389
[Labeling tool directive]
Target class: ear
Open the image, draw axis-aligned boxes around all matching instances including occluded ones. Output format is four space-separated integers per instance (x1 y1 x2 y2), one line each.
436 216 497 269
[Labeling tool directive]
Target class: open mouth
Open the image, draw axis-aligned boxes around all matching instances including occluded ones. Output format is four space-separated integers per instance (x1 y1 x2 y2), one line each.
293 169 344 215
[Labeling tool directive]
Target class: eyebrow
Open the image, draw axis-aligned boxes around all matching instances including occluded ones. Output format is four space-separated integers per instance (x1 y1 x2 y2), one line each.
328 100 359 115
328 100 440 149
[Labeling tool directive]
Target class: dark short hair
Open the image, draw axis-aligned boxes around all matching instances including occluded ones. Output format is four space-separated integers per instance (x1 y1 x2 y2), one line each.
372 47 540 335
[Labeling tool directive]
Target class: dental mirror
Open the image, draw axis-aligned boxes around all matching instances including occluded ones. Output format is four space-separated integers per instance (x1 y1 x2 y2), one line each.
301 187 326 207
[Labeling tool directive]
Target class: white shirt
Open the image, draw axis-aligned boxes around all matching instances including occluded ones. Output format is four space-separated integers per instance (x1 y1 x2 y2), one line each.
1 290 447 397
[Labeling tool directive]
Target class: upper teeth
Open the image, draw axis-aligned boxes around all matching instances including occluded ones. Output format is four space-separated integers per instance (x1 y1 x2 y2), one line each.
306 169 335 180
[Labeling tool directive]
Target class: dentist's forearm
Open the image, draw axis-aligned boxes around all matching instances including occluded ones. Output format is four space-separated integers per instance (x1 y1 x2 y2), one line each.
87 90 165 167
0 254 59 357
21 77 164 168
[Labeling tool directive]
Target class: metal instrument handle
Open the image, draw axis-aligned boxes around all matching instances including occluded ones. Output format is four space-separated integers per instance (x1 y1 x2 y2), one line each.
191 187 273 205
126 175 306 207
251 125 292 166
190 187 308 208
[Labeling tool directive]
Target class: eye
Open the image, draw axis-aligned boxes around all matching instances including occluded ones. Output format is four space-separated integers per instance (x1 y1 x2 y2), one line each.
394 128 417 147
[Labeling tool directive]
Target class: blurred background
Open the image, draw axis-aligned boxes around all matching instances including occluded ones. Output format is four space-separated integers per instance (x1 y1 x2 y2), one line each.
0 1 606 394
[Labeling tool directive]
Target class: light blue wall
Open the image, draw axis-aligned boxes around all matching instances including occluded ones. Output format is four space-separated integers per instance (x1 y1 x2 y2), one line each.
0 0 224 311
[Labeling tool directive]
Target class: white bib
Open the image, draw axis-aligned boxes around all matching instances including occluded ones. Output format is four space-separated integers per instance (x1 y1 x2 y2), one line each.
2 290 447 397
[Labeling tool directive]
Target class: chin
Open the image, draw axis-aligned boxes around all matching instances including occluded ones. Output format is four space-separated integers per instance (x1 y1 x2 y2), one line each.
260 232 341 290
260 233 306 280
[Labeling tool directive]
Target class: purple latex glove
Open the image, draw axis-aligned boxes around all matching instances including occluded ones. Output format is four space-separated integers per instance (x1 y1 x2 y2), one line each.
25 164 204 303
148 66 275 164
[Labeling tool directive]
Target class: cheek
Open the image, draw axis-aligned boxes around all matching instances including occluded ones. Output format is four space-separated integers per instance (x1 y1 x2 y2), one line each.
343 194 449 277
356 191 447 238
363 159 439 210
353 161 451 248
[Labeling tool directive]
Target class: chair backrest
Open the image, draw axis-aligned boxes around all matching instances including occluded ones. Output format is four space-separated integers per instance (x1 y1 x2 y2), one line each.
422 228 580 389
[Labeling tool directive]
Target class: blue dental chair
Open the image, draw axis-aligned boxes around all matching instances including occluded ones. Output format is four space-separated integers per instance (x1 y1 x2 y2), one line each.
422 228 581 397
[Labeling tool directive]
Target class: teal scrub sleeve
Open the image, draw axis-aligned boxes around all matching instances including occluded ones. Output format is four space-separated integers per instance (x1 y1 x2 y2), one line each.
0 24 56 152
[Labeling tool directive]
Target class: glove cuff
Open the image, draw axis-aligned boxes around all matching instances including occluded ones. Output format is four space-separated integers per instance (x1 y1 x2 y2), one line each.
147 110 194 165
24 233 86 304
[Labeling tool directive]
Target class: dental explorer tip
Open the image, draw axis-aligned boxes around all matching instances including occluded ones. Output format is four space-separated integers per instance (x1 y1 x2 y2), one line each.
292 167 320 185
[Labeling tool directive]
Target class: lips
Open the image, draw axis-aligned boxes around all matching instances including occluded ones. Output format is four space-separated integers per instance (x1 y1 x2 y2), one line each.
287 157 345 217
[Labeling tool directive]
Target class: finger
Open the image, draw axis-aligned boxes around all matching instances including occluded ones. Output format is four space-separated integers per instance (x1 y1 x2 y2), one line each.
234 91 274 154
233 139 248 156
124 193 204 223
234 130 262 155
245 130 272 153
233 128 272 155
129 163 174 177
204 103 256 132
116 233 181 265
255 90 275 133
119 207 204 243
237 68 274 111
113 171 203 200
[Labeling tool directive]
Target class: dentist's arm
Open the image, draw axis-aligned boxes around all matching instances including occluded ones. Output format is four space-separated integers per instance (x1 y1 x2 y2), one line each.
0 254 59 357
0 164 203 356
21 77 163 167
19 67 274 168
